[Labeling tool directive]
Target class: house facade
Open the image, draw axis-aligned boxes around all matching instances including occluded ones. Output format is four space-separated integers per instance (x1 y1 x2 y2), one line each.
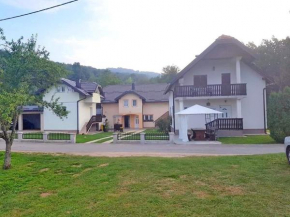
17 78 103 134
165 35 268 136
102 83 169 129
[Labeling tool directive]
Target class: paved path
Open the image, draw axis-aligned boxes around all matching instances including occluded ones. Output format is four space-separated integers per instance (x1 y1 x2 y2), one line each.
0 140 284 157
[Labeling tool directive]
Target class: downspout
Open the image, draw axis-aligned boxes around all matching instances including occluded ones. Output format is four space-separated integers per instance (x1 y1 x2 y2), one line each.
168 89 175 133
263 87 267 134
77 96 87 134
263 83 274 135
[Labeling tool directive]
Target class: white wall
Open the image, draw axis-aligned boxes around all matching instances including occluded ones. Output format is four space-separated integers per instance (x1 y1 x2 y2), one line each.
182 59 236 86
78 100 96 131
43 85 80 131
240 62 266 129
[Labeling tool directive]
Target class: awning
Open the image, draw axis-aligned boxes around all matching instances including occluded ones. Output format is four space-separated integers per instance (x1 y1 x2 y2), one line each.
176 104 222 115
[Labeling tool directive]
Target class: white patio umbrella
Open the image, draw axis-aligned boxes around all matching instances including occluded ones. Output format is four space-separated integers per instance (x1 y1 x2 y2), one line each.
175 104 222 142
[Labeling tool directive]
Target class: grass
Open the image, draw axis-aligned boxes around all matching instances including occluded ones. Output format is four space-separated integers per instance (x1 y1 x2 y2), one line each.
144 128 160 133
76 132 113 143
218 135 277 144
1 153 290 216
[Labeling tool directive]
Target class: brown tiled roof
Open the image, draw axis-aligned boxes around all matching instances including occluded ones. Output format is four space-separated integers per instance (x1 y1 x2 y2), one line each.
61 78 102 96
102 83 169 103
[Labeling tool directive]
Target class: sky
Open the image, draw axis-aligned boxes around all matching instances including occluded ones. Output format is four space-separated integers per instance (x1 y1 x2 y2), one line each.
0 0 290 73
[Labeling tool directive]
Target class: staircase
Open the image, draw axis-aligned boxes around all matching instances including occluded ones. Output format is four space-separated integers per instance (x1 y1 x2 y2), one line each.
154 111 169 126
205 118 243 138
86 115 102 133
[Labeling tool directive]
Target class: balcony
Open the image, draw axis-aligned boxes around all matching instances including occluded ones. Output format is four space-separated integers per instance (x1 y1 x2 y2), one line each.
174 84 247 98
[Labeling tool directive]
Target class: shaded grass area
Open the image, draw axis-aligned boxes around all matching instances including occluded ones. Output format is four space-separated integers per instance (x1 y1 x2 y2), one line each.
1 153 290 216
76 132 113 143
218 135 277 144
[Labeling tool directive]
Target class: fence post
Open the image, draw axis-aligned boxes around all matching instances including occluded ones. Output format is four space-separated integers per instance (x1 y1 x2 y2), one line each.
113 132 118 144
70 133 76 143
169 132 175 144
43 132 48 142
17 132 23 141
140 132 145 144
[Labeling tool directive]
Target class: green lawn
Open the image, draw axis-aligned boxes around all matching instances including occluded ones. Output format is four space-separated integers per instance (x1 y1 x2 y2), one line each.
218 135 277 144
144 128 160 133
1 153 290 216
76 132 113 143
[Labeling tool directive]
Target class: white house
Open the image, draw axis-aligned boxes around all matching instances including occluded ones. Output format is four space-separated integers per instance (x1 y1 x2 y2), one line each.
165 35 268 137
17 78 103 134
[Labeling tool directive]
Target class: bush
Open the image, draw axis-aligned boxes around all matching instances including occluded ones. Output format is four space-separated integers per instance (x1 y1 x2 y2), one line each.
268 87 290 143
155 116 171 132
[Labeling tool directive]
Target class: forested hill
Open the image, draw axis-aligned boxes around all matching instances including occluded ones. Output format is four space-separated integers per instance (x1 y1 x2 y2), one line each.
57 62 178 87
108 67 159 78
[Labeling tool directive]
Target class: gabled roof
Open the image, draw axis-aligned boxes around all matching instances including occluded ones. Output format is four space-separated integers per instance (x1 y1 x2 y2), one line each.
102 83 169 103
61 78 103 96
164 35 261 94
115 91 146 101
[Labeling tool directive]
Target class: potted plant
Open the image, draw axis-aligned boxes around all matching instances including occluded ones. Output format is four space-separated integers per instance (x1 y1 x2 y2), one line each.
103 119 109 132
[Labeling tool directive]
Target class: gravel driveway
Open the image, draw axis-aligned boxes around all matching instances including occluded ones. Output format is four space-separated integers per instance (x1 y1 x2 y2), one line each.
0 140 284 157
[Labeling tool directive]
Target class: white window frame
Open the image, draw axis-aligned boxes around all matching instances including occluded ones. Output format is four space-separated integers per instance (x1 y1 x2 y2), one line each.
124 99 129 107
143 114 153 122
132 99 137 107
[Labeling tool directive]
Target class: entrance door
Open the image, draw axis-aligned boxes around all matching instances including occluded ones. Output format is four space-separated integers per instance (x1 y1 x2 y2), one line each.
135 116 139 129
124 115 130 128
218 106 232 118
221 73 231 96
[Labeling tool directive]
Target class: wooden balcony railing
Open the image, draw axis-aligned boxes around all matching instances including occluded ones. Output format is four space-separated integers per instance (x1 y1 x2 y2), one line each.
205 118 243 132
174 84 247 97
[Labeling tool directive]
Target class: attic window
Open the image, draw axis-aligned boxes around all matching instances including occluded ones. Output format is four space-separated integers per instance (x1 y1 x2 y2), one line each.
57 86 66 93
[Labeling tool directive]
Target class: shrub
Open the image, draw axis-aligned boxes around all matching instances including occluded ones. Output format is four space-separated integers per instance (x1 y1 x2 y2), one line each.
268 87 290 143
155 116 171 132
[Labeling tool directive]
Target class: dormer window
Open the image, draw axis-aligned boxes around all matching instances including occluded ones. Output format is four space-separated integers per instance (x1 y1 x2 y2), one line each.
132 99 137 107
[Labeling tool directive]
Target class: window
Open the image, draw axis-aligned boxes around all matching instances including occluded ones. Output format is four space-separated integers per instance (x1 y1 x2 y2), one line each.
96 103 102 115
194 75 207 87
143 115 153 122
132 99 137 107
124 99 129 107
57 86 66 93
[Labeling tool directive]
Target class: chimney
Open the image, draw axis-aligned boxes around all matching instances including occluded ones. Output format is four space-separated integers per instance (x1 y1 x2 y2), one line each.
132 82 135 90
76 79 81 88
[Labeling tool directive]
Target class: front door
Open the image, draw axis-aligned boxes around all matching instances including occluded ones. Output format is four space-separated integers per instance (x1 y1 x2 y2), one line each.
218 106 232 118
135 116 139 129
124 115 130 128
221 73 231 96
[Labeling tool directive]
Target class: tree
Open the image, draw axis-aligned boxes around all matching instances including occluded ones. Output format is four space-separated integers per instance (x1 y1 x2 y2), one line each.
68 62 92 81
267 87 290 143
0 29 68 169
97 70 122 87
247 37 290 91
151 65 180 83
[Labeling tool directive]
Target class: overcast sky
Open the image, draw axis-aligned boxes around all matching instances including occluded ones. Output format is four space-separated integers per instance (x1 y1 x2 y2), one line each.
0 0 290 73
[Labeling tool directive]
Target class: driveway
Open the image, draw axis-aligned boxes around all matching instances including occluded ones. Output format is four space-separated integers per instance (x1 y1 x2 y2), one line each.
0 140 284 157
